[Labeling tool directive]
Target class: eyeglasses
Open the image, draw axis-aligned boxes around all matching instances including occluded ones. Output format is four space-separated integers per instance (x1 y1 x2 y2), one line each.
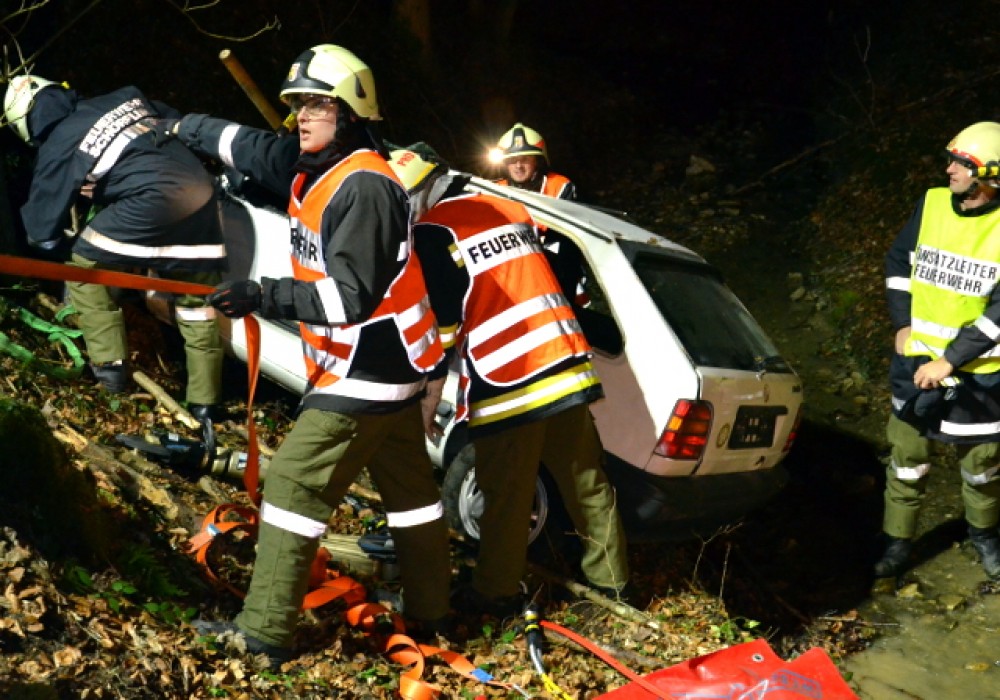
287 94 337 118
946 152 977 170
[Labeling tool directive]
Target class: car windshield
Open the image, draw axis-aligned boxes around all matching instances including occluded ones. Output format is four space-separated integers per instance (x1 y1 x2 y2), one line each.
629 249 792 373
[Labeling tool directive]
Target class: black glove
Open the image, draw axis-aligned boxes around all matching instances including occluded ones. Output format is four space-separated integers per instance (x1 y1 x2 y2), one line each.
149 118 180 147
207 280 262 318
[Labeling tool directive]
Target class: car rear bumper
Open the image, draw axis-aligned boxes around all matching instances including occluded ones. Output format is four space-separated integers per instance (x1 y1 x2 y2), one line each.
604 452 789 542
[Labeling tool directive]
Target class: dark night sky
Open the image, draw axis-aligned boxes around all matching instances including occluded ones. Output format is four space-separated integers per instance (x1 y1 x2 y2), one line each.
2 1 978 181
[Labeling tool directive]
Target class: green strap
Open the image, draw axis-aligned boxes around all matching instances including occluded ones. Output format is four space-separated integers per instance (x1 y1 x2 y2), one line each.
0 307 87 380
54 304 79 323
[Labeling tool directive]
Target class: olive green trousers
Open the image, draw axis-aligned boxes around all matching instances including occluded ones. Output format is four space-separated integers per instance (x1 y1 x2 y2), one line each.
884 414 1000 537
472 402 629 598
236 404 451 648
67 253 223 404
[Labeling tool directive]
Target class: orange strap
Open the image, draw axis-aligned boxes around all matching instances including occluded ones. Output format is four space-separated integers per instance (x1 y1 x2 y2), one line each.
540 619 670 699
0 254 216 296
241 315 263 505
186 501 510 698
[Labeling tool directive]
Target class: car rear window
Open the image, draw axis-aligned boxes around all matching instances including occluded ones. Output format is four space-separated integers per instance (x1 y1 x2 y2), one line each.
630 250 793 373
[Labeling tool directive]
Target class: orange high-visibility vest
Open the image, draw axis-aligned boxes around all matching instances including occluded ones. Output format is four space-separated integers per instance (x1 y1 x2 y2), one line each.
288 150 442 401
495 171 573 199
419 192 597 428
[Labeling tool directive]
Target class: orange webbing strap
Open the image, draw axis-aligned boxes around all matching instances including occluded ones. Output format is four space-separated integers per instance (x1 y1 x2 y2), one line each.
241 315 263 506
187 503 260 599
0 254 216 296
186 313 504 698
344 601 512 700
540 619 670 699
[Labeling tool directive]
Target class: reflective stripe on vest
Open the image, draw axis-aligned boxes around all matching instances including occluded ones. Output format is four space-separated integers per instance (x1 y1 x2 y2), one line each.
286 150 442 401
467 361 600 427
906 188 1000 373
420 192 594 426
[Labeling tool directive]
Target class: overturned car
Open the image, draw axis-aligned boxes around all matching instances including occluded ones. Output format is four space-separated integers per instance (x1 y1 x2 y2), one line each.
208 174 803 543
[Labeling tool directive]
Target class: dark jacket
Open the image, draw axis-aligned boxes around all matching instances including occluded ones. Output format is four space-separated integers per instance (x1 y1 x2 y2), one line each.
177 114 433 414
22 86 225 271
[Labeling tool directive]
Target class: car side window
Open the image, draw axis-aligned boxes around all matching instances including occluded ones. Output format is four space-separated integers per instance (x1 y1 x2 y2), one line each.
574 258 624 356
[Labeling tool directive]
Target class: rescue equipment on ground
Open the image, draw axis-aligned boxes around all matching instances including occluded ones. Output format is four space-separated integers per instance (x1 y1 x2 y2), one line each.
0 300 85 379
529 611 860 700
115 424 269 483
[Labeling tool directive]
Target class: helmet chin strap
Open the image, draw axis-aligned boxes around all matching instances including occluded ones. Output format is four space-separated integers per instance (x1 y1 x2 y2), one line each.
960 170 982 199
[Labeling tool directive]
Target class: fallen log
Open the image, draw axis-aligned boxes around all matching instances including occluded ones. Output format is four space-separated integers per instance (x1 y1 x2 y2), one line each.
53 423 181 521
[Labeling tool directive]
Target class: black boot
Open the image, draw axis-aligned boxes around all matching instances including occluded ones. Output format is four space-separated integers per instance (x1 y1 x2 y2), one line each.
91 360 129 394
189 403 225 423
873 535 912 578
968 526 1000 580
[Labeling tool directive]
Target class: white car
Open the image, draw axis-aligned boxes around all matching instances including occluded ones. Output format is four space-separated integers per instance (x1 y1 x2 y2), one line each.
209 174 803 543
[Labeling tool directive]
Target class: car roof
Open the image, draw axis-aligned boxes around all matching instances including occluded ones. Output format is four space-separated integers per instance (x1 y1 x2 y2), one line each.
464 174 707 264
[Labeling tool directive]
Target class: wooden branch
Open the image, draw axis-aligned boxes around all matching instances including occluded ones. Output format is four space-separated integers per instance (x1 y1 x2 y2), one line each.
526 562 662 629
132 370 200 430
349 482 382 503
319 533 380 576
197 475 232 505
731 136 843 195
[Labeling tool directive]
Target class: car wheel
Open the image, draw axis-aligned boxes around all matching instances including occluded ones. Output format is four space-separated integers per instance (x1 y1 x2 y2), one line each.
441 444 549 545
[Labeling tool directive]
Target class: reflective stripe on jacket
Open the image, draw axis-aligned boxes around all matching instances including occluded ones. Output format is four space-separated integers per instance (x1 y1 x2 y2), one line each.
288 150 442 403
415 191 600 433
907 188 1000 373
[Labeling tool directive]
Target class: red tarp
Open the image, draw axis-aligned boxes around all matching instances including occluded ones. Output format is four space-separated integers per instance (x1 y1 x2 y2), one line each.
597 638 859 700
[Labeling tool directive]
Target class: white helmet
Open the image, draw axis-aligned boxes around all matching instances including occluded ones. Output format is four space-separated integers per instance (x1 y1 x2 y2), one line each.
279 44 380 120
4 74 60 144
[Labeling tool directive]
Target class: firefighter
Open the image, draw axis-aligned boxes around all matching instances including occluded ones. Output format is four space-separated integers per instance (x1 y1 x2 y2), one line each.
493 122 576 200
391 145 630 616
879 121 1000 581
159 45 452 663
493 122 585 303
3 76 226 418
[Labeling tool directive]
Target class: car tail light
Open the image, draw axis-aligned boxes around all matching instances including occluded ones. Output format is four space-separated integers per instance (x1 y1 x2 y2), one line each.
654 399 713 459
782 405 802 453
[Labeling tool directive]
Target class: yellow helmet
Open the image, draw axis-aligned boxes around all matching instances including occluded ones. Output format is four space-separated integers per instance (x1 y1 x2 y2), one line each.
4 74 61 144
388 143 448 194
495 122 548 164
946 122 1000 170
279 45 380 120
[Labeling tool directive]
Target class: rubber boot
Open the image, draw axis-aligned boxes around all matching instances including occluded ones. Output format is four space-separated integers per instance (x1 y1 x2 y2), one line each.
91 360 129 394
968 526 1000 580
873 535 913 578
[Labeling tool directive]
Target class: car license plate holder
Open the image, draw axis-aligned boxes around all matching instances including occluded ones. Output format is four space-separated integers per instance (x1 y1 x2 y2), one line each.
729 406 787 449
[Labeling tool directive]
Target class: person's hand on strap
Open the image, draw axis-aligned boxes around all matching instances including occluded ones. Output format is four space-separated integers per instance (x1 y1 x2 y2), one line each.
207 280 262 318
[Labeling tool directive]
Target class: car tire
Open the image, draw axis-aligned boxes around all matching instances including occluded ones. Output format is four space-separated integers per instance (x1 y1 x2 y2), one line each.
441 443 550 545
